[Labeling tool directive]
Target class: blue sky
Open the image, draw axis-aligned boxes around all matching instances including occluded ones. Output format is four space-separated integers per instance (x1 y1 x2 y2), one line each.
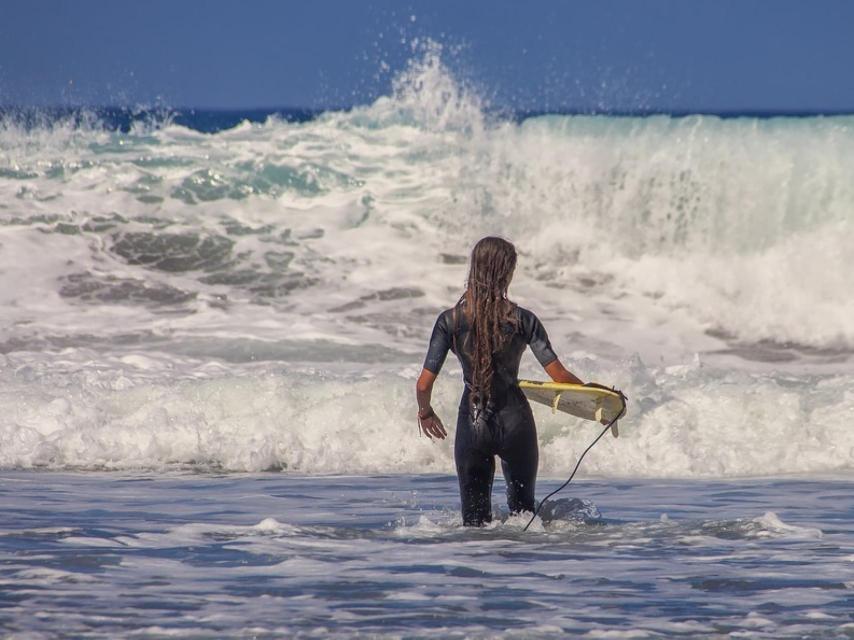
1 0 853 113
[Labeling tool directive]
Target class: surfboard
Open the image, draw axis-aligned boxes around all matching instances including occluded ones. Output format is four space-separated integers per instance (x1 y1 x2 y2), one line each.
518 380 626 437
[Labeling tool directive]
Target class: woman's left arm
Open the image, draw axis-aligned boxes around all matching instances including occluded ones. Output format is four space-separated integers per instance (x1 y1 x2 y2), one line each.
524 309 584 385
544 359 584 385
416 369 447 440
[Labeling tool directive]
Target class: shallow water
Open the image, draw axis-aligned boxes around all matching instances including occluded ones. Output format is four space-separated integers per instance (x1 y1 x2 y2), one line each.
2 472 852 638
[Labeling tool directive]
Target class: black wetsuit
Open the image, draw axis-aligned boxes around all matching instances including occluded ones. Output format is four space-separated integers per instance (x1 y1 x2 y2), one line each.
423 303 558 526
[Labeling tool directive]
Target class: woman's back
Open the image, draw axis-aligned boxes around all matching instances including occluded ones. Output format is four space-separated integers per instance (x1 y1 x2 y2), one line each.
423 302 559 404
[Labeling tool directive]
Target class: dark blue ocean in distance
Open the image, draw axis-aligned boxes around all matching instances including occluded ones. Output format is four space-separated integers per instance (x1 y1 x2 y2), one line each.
2 105 853 133
0 106 323 133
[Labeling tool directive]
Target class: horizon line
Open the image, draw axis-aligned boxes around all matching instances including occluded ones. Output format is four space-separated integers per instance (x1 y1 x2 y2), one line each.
2 104 854 118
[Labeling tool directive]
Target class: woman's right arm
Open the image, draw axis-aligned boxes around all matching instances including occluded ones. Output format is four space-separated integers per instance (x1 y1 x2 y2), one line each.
416 369 447 440
416 312 452 441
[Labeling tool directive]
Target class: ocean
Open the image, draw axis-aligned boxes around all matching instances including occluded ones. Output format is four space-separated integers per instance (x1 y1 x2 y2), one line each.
1 49 852 638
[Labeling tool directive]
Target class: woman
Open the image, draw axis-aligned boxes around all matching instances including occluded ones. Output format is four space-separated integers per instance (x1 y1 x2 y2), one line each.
415 236 585 526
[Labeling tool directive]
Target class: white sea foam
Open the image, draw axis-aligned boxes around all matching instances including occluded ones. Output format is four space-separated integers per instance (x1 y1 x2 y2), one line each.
747 511 823 539
1 46 852 475
0 350 851 475
2 48 852 357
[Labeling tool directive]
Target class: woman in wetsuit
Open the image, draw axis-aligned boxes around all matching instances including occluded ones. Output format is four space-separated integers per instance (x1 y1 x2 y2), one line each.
415 236 585 526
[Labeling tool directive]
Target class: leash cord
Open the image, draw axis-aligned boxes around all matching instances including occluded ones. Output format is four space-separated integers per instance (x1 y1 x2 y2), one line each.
522 391 627 532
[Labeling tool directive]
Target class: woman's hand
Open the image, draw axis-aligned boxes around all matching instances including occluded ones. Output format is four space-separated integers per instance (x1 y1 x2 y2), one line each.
416 369 446 441
418 412 447 440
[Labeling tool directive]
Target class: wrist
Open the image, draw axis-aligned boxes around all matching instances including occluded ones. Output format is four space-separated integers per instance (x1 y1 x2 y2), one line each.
417 406 434 420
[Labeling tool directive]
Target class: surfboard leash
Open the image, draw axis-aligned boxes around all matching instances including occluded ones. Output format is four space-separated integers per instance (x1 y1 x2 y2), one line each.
522 388 627 532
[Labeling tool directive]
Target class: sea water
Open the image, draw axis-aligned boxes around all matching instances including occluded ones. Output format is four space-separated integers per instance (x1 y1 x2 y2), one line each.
2 473 852 639
1 47 853 637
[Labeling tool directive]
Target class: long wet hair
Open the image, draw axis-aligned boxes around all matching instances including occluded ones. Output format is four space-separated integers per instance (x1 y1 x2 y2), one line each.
460 236 518 410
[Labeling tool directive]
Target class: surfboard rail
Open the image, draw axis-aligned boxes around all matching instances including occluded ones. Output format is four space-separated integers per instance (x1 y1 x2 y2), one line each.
518 379 627 436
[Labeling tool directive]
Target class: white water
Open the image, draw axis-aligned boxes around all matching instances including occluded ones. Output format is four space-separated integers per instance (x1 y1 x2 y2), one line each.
1 47 853 475
1 352 852 476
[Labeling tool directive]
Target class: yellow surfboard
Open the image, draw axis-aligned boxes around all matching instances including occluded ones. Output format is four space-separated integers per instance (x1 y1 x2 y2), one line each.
518 380 627 437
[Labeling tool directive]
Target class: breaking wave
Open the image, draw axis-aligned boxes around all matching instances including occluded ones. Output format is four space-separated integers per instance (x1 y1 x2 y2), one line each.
1 44 852 474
